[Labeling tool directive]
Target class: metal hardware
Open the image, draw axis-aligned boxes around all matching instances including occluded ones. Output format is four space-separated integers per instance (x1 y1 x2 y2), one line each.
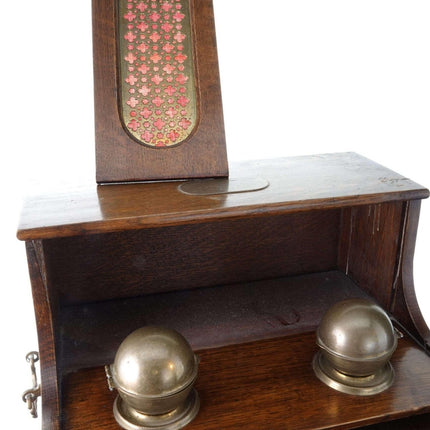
312 351 394 396
394 326 404 339
22 351 41 418
391 316 430 356
313 299 397 395
108 326 200 430
114 388 200 430
105 364 115 391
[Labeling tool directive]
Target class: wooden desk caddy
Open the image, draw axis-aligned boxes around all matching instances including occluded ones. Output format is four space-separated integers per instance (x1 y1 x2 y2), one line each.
18 1 430 429
18 153 430 429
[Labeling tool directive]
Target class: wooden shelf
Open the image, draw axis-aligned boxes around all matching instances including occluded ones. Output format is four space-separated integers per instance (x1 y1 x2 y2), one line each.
61 332 430 430
58 271 371 373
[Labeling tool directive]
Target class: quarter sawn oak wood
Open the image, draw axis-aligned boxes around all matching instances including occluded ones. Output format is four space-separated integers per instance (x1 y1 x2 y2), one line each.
62 334 430 430
17 153 429 240
17 153 430 429
93 0 228 183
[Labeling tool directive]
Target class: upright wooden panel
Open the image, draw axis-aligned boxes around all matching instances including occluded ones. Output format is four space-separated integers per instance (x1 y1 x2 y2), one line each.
92 0 228 182
338 201 404 308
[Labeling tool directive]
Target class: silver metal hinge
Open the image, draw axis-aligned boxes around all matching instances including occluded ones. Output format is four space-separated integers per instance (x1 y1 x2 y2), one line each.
105 364 115 391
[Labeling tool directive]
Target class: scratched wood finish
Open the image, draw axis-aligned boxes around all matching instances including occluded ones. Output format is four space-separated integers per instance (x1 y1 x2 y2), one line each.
93 0 228 183
61 333 430 430
338 201 404 308
17 153 429 241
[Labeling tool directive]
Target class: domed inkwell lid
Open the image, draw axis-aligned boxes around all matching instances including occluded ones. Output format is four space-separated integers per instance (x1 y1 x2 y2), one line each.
106 326 200 430
313 298 398 396
316 298 397 363
111 326 198 399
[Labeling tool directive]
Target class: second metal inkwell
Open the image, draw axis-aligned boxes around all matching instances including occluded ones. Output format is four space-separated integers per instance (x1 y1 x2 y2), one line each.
313 298 399 396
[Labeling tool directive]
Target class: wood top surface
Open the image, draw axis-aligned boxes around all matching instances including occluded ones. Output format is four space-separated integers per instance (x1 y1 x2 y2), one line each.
17 153 429 240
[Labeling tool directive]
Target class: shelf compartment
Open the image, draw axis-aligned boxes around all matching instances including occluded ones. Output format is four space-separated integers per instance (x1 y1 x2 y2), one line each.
44 209 340 306
61 332 430 430
58 270 372 373
18 153 430 429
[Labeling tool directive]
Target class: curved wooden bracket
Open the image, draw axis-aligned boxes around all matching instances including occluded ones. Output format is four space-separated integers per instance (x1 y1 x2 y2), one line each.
390 200 430 352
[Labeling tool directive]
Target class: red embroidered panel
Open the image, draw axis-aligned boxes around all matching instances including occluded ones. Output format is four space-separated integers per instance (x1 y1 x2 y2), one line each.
118 0 197 148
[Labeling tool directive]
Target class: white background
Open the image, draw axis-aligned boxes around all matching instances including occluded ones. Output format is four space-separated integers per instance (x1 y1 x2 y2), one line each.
1 1 429 427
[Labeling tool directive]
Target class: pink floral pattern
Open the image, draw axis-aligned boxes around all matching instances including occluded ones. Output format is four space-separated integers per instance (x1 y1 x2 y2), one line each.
118 0 196 147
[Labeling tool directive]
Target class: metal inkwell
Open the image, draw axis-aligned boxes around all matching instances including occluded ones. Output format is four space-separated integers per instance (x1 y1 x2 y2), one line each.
105 326 200 430
313 298 398 396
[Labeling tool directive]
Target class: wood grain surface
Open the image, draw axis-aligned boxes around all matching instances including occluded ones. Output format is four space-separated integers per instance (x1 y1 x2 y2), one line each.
338 201 404 309
61 333 430 430
391 200 430 347
58 271 370 372
18 153 430 429
17 153 429 240
26 241 60 430
93 0 228 182
41 210 339 305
